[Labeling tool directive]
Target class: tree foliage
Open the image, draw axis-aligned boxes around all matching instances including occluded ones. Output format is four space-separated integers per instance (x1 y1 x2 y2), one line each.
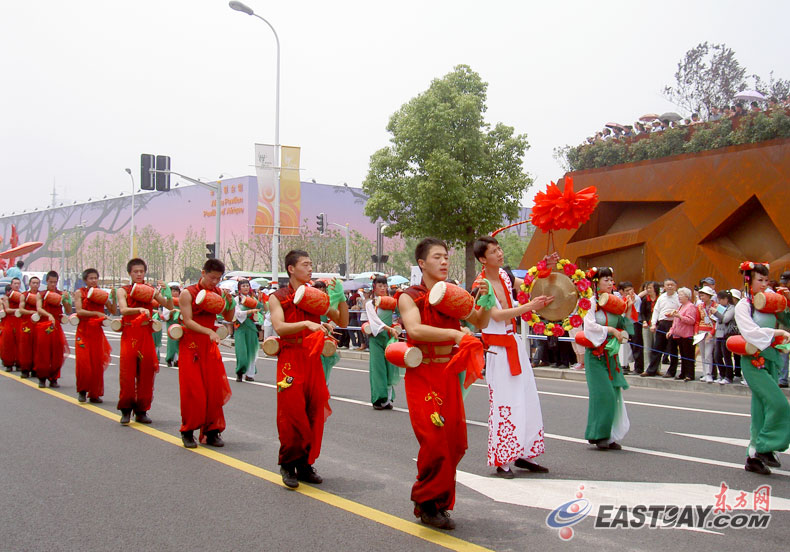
363 65 532 286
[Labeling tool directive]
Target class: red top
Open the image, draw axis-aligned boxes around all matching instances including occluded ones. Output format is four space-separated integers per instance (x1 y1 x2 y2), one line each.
122 284 154 321
39 290 63 318
24 291 38 309
273 283 321 339
186 282 222 330
397 282 459 348
7 294 20 309
78 287 105 316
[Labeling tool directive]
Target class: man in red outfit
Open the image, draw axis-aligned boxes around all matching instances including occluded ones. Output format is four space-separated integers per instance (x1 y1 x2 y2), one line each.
116 258 173 425
397 238 490 530
177 258 233 448
267 250 348 488
34 271 72 388
73 268 116 403
1 278 23 371
17 276 41 379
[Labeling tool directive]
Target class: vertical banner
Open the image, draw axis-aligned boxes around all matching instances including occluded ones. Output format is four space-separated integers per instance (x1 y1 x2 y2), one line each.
279 146 301 236
254 143 276 235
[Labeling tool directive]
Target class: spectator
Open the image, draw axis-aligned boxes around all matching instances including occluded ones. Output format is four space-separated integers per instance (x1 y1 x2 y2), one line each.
696 286 717 382
711 290 736 384
618 281 641 375
667 287 699 382
708 106 722 121
690 112 702 125
645 279 680 377
602 127 613 141
651 120 662 133
638 282 660 376
779 271 790 388
751 101 761 112
622 125 635 138
734 103 746 116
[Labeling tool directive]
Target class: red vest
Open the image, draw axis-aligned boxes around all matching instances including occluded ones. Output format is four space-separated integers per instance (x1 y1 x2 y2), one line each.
40 290 64 318
397 283 459 347
273 283 321 339
186 283 223 330
79 287 105 314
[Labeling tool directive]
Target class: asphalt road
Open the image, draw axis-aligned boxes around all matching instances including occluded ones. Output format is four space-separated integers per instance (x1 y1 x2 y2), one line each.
1 328 788 552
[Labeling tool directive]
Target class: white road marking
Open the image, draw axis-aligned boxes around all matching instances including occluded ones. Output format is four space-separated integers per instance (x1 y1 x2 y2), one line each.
666 431 790 456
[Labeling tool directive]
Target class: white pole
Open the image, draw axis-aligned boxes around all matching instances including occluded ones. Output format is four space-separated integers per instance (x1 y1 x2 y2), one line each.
216 180 223 261
345 223 350 280
126 169 135 258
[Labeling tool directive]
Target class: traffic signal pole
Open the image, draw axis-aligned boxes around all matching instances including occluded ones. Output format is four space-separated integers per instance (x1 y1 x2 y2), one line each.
330 222 350 280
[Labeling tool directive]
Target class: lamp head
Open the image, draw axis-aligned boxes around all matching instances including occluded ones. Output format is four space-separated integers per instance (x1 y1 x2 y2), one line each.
229 1 254 15
124 168 131 175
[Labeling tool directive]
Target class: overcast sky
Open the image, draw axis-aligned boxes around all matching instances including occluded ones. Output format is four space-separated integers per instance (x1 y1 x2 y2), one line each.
1 0 787 216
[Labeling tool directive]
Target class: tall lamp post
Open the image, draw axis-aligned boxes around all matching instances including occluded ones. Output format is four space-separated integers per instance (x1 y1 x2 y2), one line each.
229 0 281 284
124 168 135 257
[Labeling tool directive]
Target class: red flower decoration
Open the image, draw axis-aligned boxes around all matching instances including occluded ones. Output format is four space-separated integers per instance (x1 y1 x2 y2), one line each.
530 176 599 233
575 279 590 292
537 267 552 279
578 298 592 311
517 291 529 304
570 314 583 327
521 312 531 322
563 263 577 276
524 274 535 286
536 259 548 271
533 322 546 335
552 326 565 337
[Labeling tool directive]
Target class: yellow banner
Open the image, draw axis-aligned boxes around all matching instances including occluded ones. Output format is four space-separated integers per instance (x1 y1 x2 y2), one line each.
253 144 300 235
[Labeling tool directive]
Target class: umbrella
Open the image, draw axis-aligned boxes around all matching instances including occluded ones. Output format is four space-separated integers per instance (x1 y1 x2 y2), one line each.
0 241 44 259
219 280 238 292
342 280 371 292
659 112 682 122
605 122 625 130
735 90 766 102
251 277 271 287
352 271 385 282
387 275 408 286
639 113 660 122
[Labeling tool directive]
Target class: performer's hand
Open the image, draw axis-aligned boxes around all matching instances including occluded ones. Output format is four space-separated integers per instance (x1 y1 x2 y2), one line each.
451 329 467 345
157 280 166 289
389 326 401 339
139 308 151 318
48 314 56 323
473 277 489 296
544 252 560 264
529 295 554 310
778 287 790 301
617 330 630 344
208 330 220 344
304 321 324 334
321 322 334 335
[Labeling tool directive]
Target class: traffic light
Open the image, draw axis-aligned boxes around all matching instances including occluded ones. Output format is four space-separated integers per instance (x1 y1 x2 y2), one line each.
206 243 216 259
140 154 155 190
316 212 326 234
155 155 171 191
338 263 347 277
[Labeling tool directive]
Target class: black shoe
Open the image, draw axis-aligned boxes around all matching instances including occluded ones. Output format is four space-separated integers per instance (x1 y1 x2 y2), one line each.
755 452 781 468
174 360 178 367
674 376 684 380
181 431 197 449
280 466 299 488
745 457 771 475
4 366 11 372
38 378 46 388
49 380 60 388
514 458 549 473
20 370 30 379
134 411 152 424
496 467 515 479
595 440 610 450
119 409 132 425
383 402 394 410
608 442 622 450
296 464 322 484
372 402 386 410
244 376 255 382
206 430 224 447
779 382 789 388
78 391 87 403
419 509 456 530
167 360 173 367
89 397 103 404
662 373 674 378
236 374 243 382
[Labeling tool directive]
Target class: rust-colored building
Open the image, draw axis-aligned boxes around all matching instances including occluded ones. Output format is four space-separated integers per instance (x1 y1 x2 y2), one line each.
520 138 790 291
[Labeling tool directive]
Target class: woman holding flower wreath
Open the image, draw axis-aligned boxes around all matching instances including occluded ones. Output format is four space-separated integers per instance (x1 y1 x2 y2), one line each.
577 267 633 450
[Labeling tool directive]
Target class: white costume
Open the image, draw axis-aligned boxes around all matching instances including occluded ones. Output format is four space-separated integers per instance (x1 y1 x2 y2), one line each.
482 268 545 466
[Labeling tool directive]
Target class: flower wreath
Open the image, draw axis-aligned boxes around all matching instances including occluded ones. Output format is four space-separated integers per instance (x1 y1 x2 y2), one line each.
739 261 769 272
518 259 593 337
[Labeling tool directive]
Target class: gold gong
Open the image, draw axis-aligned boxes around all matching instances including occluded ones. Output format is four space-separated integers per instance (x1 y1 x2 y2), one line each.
530 271 578 322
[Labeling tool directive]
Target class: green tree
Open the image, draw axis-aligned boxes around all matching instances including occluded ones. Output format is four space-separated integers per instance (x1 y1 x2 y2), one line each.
363 65 532 287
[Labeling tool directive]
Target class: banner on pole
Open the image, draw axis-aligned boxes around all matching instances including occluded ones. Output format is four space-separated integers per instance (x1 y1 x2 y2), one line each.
253 143 301 235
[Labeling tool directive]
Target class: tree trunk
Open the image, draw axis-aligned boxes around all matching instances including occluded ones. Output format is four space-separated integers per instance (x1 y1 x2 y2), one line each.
464 239 477 291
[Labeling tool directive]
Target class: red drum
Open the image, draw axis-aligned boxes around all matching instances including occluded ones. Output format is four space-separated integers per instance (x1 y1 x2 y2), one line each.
7 290 23 303
385 341 423 368
167 324 184 341
130 283 155 304
196 289 225 314
44 291 63 306
261 337 281 356
293 285 330 316
753 292 787 314
428 281 474 320
322 336 338 357
110 319 123 332
25 293 38 307
87 287 110 304
361 322 372 335
240 295 258 309
726 335 759 356
215 324 230 340
374 295 397 311
173 295 180 307
597 293 627 315
573 331 596 349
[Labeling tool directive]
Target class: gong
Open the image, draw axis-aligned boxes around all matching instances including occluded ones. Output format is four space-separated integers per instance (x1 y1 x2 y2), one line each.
530 271 578 322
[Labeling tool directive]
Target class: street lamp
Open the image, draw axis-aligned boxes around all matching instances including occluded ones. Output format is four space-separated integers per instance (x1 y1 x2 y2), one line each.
228 0 281 285
124 168 135 258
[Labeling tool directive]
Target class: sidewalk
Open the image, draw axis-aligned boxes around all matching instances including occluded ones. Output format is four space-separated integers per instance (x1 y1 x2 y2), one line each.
336 349 790 399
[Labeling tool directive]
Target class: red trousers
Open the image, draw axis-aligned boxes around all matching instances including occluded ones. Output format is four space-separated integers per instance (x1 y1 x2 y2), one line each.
178 332 231 436
276 342 331 466
1 316 19 368
404 360 468 513
34 320 69 381
18 317 35 371
118 320 158 412
75 318 111 398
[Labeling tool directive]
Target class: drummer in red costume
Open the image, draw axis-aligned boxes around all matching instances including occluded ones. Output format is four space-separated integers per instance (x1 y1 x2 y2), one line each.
115 258 173 425
33 271 72 388
397 238 491 530
268 249 349 488
73 268 116 403
177 258 234 449
2 278 23 372
17 276 41 379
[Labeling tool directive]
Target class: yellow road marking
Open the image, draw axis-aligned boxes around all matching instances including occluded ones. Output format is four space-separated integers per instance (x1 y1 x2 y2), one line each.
0 370 492 552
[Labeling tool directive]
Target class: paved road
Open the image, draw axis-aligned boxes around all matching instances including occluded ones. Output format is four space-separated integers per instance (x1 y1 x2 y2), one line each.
1 328 788 551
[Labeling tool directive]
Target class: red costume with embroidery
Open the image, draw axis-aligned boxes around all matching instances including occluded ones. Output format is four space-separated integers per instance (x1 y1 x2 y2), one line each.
273 284 331 467
34 292 69 381
18 291 38 372
398 283 469 514
118 284 159 412
75 287 112 399
1 293 21 368
178 283 232 438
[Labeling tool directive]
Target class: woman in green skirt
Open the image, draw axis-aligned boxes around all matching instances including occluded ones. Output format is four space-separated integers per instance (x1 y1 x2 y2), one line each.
234 280 262 382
